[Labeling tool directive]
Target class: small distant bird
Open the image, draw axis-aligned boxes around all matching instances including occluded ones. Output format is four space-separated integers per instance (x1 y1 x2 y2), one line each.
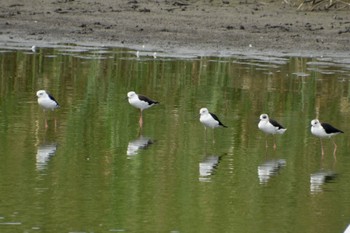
258 113 287 149
199 108 227 141
31 45 37 52
310 119 344 157
36 90 59 128
136 51 140 58
127 91 159 127
153 52 157 59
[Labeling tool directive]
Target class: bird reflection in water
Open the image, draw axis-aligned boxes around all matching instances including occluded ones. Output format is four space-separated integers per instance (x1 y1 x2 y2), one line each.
310 170 336 193
310 151 337 193
127 131 154 156
258 159 286 184
36 143 57 171
199 155 221 182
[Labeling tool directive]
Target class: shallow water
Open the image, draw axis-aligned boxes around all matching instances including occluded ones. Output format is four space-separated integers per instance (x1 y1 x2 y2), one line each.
1 43 350 233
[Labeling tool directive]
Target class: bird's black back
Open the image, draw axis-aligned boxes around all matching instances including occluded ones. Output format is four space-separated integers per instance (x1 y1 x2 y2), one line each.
269 119 285 129
138 95 159 105
321 122 344 134
210 112 227 128
48 93 60 106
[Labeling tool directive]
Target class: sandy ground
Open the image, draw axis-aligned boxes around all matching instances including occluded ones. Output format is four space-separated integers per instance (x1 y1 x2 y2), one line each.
0 0 349 56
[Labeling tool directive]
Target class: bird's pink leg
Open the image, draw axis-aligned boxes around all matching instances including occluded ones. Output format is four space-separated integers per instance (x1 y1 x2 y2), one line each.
332 138 337 160
273 135 277 150
320 139 324 159
44 111 48 129
212 129 215 144
139 110 143 128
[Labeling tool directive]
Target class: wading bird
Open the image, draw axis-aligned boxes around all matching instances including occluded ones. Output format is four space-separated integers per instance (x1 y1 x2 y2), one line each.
258 114 287 149
199 108 227 142
310 119 343 158
36 90 60 128
127 91 159 127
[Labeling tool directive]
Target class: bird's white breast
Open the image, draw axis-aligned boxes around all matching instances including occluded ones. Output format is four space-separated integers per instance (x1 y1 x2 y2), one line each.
38 97 58 110
311 126 328 138
200 114 217 128
258 121 276 134
129 96 150 110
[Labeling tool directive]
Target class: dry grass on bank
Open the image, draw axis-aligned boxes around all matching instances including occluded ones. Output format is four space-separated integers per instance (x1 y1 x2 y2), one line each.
285 0 350 10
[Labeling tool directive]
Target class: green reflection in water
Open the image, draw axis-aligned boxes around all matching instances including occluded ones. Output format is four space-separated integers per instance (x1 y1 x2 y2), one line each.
0 47 350 233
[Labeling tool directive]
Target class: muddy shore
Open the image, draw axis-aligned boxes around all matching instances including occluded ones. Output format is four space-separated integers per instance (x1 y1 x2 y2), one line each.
0 0 349 56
